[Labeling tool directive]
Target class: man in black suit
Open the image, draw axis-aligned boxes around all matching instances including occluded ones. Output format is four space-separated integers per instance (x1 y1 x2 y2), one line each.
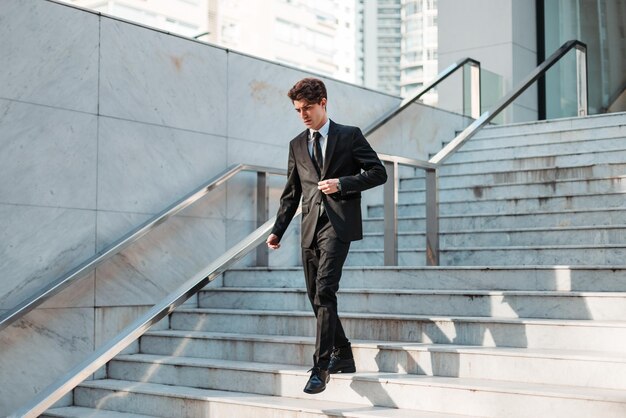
266 78 387 394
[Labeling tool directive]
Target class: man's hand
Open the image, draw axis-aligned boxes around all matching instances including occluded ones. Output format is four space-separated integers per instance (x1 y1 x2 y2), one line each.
266 233 281 249
318 178 340 195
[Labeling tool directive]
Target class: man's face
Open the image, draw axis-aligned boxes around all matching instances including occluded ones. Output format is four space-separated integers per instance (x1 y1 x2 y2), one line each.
293 98 327 130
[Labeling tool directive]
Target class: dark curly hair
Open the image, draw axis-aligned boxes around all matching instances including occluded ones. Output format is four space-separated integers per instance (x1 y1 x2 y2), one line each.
287 78 327 104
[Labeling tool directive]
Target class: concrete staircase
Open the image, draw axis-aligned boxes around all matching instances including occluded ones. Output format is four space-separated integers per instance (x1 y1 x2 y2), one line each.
44 112 626 417
350 112 626 266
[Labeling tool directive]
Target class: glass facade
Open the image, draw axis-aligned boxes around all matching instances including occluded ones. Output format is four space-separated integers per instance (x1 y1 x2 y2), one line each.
543 0 626 118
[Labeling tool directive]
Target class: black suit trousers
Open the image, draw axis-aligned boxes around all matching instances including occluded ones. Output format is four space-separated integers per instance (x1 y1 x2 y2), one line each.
302 212 351 369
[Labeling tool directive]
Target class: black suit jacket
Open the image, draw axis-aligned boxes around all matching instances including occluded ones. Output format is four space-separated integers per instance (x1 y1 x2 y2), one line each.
271 120 387 248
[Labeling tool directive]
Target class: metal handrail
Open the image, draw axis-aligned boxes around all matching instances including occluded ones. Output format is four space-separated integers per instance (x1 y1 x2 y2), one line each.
0 164 286 333
365 57 481 136
8 211 299 418
430 40 587 165
378 154 437 265
375 40 587 266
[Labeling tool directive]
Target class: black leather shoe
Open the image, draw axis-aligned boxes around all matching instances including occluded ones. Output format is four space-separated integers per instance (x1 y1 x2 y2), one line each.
328 353 356 374
303 367 330 394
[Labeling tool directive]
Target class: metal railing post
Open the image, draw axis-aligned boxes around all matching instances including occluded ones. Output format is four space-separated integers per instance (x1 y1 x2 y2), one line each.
425 168 439 266
469 60 481 119
256 171 268 266
383 160 398 266
576 44 588 116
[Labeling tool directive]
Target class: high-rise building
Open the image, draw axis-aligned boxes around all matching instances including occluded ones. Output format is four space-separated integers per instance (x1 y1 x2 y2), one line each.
206 0 357 83
358 0 402 95
66 0 357 83
401 0 438 102
64 0 210 39
358 0 438 100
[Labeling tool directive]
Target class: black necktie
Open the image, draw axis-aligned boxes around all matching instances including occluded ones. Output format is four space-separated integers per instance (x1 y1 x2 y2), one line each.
312 131 323 175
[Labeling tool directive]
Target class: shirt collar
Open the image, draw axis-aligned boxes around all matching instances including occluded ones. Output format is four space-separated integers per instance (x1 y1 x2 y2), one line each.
309 118 330 138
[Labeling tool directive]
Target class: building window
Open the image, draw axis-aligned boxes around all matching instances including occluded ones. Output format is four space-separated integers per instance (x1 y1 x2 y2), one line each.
426 48 437 60
406 18 423 33
405 1 422 16
222 22 239 44
306 29 334 55
275 18 300 45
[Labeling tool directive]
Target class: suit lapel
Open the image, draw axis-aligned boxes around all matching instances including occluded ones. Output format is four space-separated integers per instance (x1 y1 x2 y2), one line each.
322 120 338 178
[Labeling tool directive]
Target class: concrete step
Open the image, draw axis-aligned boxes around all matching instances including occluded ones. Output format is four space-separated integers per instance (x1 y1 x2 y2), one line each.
222 266 626 292
449 134 626 164
346 244 626 266
438 148 626 176
473 112 625 137
397 176 626 204
459 124 626 151
72 379 451 418
400 163 626 190
364 207 626 232
43 407 158 418
197 287 626 320
140 330 626 390
367 193 626 217
105 355 626 418
353 225 626 249
170 308 626 352
470 112 626 140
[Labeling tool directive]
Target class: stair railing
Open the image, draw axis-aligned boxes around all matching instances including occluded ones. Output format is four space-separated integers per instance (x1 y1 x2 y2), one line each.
430 40 587 165
9 211 294 418
379 154 438 266
368 57 481 266
0 164 286 334
377 40 587 266
365 57 481 136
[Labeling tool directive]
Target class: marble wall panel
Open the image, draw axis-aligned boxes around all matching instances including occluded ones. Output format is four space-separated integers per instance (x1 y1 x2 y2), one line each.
99 17 227 135
226 52 401 145
96 211 153 253
97 117 227 215
0 0 99 113
0 307 95 416
323 80 400 133
228 137 289 169
0 99 98 208
95 306 149 357
226 171 258 222
225 139 289 223
39 272 95 310
0 204 96 310
227 53 307 143
176 179 228 220
368 102 473 160
95 215 225 306
225 219 301 268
